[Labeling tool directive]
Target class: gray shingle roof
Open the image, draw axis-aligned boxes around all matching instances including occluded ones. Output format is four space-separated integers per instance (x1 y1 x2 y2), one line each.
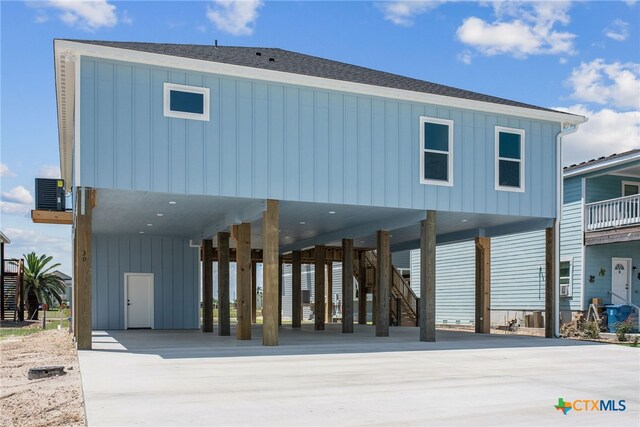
62 39 574 116
563 149 640 172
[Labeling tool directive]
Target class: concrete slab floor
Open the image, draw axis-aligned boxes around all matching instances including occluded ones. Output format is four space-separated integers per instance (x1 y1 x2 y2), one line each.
78 324 639 426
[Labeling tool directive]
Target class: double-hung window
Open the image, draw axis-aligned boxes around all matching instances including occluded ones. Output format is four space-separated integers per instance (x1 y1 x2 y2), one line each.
420 117 453 186
495 126 525 192
163 83 210 121
559 258 573 297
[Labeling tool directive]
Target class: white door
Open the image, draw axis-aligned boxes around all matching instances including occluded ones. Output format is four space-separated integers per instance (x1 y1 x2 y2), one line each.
125 273 154 329
611 258 631 304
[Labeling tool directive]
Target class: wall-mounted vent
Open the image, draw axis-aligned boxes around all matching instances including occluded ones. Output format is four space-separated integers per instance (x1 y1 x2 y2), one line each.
35 178 66 211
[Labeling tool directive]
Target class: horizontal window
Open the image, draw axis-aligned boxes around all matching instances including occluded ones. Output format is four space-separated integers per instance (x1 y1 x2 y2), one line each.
420 117 453 186
495 126 525 192
163 83 210 121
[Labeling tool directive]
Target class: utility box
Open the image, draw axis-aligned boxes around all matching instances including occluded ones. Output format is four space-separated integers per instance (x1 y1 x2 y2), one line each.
35 178 66 211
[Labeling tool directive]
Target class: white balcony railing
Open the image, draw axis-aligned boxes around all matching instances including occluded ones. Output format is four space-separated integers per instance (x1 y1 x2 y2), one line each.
585 194 640 231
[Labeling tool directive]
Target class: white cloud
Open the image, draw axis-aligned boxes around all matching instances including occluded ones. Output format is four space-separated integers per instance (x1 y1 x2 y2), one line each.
1 186 34 205
0 163 15 177
29 0 118 31
39 165 61 179
603 19 629 41
555 104 640 166
456 1 576 58
457 50 472 65
380 1 447 26
625 0 637 6
3 228 71 266
566 59 640 110
206 0 263 36
0 202 31 216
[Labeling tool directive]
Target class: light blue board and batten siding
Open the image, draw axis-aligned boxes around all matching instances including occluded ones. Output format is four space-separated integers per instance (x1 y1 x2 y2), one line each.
79 56 559 217
92 234 199 330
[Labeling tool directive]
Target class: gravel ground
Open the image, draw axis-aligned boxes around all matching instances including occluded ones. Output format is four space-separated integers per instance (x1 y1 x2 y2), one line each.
0 329 86 427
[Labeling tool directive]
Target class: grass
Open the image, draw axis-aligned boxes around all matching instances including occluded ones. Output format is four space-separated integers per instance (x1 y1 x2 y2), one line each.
1 309 71 340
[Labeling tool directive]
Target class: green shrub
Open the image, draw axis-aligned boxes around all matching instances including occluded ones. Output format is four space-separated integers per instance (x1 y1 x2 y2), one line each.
631 336 639 347
580 320 601 339
615 320 634 342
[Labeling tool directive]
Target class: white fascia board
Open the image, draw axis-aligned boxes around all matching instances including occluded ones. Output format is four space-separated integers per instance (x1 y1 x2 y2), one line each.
54 43 76 192
563 152 640 178
55 40 586 125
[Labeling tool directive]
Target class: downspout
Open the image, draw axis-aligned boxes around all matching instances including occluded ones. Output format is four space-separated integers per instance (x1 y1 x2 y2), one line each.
555 123 579 337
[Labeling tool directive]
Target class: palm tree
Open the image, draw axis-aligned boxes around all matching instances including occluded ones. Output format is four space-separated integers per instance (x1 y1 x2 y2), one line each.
21 252 66 320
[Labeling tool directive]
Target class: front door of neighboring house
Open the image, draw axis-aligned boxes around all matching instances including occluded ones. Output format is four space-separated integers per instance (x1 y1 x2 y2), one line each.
125 273 154 329
611 258 631 304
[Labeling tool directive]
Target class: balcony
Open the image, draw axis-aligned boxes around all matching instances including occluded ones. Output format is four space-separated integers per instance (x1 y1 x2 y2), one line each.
584 194 640 245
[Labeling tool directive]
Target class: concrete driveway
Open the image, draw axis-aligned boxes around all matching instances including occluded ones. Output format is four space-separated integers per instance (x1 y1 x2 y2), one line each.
78 324 639 426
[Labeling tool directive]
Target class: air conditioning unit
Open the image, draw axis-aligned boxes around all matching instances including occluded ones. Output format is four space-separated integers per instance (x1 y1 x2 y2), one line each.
560 284 571 297
35 178 66 211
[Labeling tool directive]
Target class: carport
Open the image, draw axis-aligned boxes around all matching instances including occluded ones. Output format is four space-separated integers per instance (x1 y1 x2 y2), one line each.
78 324 640 426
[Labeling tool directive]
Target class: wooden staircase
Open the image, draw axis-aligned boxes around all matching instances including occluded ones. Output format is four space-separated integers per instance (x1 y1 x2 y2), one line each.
354 251 418 327
1 259 24 321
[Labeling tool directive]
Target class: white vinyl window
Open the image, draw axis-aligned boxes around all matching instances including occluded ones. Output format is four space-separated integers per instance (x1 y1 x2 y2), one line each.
622 181 639 196
163 83 210 121
495 126 525 192
559 258 573 297
420 116 453 186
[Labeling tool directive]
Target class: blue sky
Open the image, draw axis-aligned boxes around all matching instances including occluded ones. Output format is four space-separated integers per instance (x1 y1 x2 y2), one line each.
1 0 639 274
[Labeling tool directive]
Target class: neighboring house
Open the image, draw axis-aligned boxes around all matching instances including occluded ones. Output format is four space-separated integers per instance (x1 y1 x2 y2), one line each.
410 149 640 327
45 39 585 349
52 270 72 306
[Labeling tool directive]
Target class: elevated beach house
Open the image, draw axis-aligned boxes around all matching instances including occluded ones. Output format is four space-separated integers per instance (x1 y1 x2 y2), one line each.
43 40 585 349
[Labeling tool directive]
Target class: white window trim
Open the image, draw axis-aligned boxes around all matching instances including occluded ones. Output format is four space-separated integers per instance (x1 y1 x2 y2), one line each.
163 83 210 121
621 180 640 196
419 116 454 187
559 257 573 298
495 126 525 193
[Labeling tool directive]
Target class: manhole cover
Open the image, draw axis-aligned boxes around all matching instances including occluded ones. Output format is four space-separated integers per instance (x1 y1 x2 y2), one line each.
28 366 66 380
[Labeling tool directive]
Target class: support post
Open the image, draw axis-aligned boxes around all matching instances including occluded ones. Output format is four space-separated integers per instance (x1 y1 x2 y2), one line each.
545 221 556 338
342 239 354 333
251 260 257 323
236 223 252 340
75 187 93 350
292 250 302 328
358 253 367 324
278 258 283 326
217 232 230 336
475 237 491 334
326 261 333 322
262 200 279 346
314 245 326 331
376 230 390 337
420 210 436 342
202 239 214 333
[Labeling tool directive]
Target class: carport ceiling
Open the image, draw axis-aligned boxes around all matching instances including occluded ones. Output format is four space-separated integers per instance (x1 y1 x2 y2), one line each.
92 189 551 251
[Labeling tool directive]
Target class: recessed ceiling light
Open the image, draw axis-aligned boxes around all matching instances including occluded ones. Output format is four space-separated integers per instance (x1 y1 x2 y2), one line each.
169 201 177 205
157 213 164 217
328 211 335 214
461 219 468 222
299 221 306 225
139 231 144 234
147 224 153 227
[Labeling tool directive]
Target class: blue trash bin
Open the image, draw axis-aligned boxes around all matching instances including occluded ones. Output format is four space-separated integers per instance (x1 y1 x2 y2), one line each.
604 304 633 332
